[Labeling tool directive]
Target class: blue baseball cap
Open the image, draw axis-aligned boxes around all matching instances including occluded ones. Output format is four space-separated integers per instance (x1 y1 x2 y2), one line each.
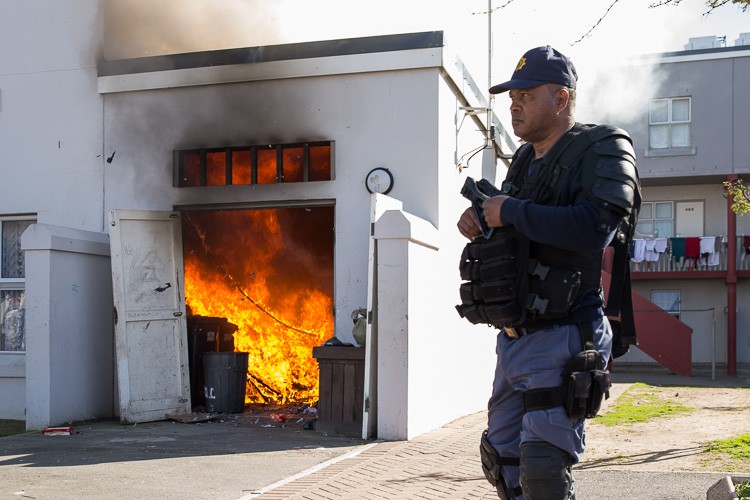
489 45 577 94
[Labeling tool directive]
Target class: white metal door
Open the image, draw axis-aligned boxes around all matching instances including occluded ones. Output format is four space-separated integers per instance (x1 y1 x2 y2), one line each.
109 209 191 423
675 201 704 237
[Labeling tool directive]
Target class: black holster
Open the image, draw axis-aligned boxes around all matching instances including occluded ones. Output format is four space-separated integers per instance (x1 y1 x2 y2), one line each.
564 350 611 419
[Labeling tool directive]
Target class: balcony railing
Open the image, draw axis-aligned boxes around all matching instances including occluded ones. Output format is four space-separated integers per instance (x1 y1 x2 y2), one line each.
630 235 750 273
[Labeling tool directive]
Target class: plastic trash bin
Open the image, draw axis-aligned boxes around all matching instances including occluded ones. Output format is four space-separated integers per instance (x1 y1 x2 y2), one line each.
202 352 248 413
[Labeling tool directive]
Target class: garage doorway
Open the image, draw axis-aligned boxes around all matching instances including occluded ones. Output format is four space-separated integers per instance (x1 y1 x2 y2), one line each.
181 206 334 407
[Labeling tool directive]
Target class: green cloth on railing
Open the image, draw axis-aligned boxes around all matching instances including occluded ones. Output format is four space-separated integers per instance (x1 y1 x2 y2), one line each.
671 237 685 259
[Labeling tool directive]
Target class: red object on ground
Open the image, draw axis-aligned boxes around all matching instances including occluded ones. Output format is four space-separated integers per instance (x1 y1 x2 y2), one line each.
42 427 74 436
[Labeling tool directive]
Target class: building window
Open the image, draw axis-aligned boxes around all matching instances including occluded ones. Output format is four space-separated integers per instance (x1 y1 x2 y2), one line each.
649 97 691 150
1 217 35 352
651 289 680 320
175 141 333 187
635 201 674 238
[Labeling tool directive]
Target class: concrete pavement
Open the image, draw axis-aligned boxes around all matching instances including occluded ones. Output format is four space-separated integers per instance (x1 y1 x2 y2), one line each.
1 371 748 499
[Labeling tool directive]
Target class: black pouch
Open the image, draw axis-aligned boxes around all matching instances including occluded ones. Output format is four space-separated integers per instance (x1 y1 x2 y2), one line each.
526 266 581 319
564 350 611 419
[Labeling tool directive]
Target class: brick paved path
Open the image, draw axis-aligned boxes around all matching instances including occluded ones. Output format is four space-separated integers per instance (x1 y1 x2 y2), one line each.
255 411 498 499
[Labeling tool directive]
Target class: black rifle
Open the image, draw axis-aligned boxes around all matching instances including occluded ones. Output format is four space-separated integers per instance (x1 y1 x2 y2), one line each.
460 177 502 239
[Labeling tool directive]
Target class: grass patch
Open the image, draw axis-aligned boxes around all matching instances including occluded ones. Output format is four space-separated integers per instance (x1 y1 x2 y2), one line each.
735 480 750 499
594 382 693 426
706 434 750 461
0 419 25 437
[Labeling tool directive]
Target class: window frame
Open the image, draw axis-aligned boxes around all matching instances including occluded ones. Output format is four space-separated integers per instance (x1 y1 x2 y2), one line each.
1 215 36 352
174 141 334 188
650 289 681 321
648 96 692 151
635 201 675 238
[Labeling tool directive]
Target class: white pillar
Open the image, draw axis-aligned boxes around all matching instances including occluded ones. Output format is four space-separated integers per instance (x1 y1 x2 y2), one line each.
22 224 114 430
374 209 438 440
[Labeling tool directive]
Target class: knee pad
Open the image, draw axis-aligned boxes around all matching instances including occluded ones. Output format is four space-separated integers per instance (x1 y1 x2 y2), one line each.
520 441 574 500
480 430 523 499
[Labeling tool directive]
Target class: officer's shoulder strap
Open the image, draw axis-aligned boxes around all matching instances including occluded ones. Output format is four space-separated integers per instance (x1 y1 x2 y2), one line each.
553 124 629 169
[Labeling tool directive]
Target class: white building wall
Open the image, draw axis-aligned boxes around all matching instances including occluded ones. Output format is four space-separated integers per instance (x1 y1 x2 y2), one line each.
22 225 113 430
0 2 105 420
0 2 105 230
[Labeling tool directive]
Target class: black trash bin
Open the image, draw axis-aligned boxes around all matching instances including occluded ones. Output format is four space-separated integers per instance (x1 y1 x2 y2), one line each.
186 315 238 409
202 352 249 413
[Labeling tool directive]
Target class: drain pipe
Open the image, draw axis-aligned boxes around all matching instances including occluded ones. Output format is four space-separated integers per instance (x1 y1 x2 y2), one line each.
726 174 738 377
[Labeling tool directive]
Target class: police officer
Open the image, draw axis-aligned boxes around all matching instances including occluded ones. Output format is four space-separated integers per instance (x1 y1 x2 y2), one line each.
457 46 640 499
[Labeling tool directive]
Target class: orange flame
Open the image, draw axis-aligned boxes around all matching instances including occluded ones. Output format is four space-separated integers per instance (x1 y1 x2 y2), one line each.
183 208 334 405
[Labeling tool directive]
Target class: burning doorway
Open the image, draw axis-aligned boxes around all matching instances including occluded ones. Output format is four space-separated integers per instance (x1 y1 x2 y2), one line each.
181 206 334 408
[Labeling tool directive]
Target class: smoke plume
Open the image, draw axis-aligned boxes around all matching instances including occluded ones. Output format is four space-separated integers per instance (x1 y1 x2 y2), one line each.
103 0 284 60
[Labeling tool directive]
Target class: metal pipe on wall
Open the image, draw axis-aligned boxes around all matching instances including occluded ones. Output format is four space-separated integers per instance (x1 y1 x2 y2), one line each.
726 173 738 377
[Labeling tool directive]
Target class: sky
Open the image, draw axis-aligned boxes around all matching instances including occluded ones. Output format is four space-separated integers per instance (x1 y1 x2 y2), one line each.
269 0 749 132
271 0 749 83
104 0 749 131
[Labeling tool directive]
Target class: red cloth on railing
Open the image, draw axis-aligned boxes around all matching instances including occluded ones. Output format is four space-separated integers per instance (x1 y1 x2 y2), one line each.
685 237 700 258
684 237 700 271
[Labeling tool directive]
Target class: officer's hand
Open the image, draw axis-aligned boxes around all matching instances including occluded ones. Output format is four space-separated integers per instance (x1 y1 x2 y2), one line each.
457 207 481 240
482 196 508 228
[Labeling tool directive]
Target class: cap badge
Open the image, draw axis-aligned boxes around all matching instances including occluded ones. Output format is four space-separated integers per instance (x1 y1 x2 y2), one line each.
515 57 527 72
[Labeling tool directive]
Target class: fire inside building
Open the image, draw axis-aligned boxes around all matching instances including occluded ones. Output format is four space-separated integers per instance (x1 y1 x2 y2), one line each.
182 206 334 408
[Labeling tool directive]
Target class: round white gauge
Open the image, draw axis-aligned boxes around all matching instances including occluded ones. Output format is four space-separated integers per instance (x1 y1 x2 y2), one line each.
365 167 394 194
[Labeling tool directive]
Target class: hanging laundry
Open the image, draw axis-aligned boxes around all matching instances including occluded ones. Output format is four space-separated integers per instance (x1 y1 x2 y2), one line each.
685 237 701 270
654 238 668 254
685 237 700 258
741 235 750 263
670 237 686 269
700 236 719 267
671 237 686 260
631 238 646 263
644 238 660 262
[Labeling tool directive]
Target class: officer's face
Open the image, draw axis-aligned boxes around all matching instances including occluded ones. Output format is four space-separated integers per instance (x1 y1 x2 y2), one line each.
508 84 565 142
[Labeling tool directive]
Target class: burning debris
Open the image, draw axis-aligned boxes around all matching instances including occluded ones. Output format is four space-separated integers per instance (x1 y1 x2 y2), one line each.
182 207 334 408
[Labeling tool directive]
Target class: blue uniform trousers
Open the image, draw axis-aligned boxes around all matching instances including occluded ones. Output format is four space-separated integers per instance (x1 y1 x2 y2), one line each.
487 317 613 499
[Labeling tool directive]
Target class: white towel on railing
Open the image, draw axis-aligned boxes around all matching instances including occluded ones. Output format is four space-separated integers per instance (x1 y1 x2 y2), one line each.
631 238 646 263
644 238 660 262
654 238 668 253
700 236 720 266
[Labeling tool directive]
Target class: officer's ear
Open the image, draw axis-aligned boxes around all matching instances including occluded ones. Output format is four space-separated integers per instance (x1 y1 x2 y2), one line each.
555 86 571 112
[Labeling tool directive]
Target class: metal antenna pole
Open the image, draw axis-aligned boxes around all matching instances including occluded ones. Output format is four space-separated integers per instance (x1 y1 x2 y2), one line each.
486 0 494 146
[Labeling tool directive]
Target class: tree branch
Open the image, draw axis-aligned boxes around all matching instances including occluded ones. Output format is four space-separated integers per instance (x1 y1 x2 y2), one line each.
571 0 621 45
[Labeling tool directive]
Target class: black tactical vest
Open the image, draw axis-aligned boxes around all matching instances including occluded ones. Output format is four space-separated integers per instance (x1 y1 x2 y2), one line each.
456 124 639 332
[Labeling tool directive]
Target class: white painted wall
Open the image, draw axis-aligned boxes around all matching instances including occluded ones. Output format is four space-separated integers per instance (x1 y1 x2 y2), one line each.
0 2 105 421
22 224 114 430
0 2 105 231
0 354 25 420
